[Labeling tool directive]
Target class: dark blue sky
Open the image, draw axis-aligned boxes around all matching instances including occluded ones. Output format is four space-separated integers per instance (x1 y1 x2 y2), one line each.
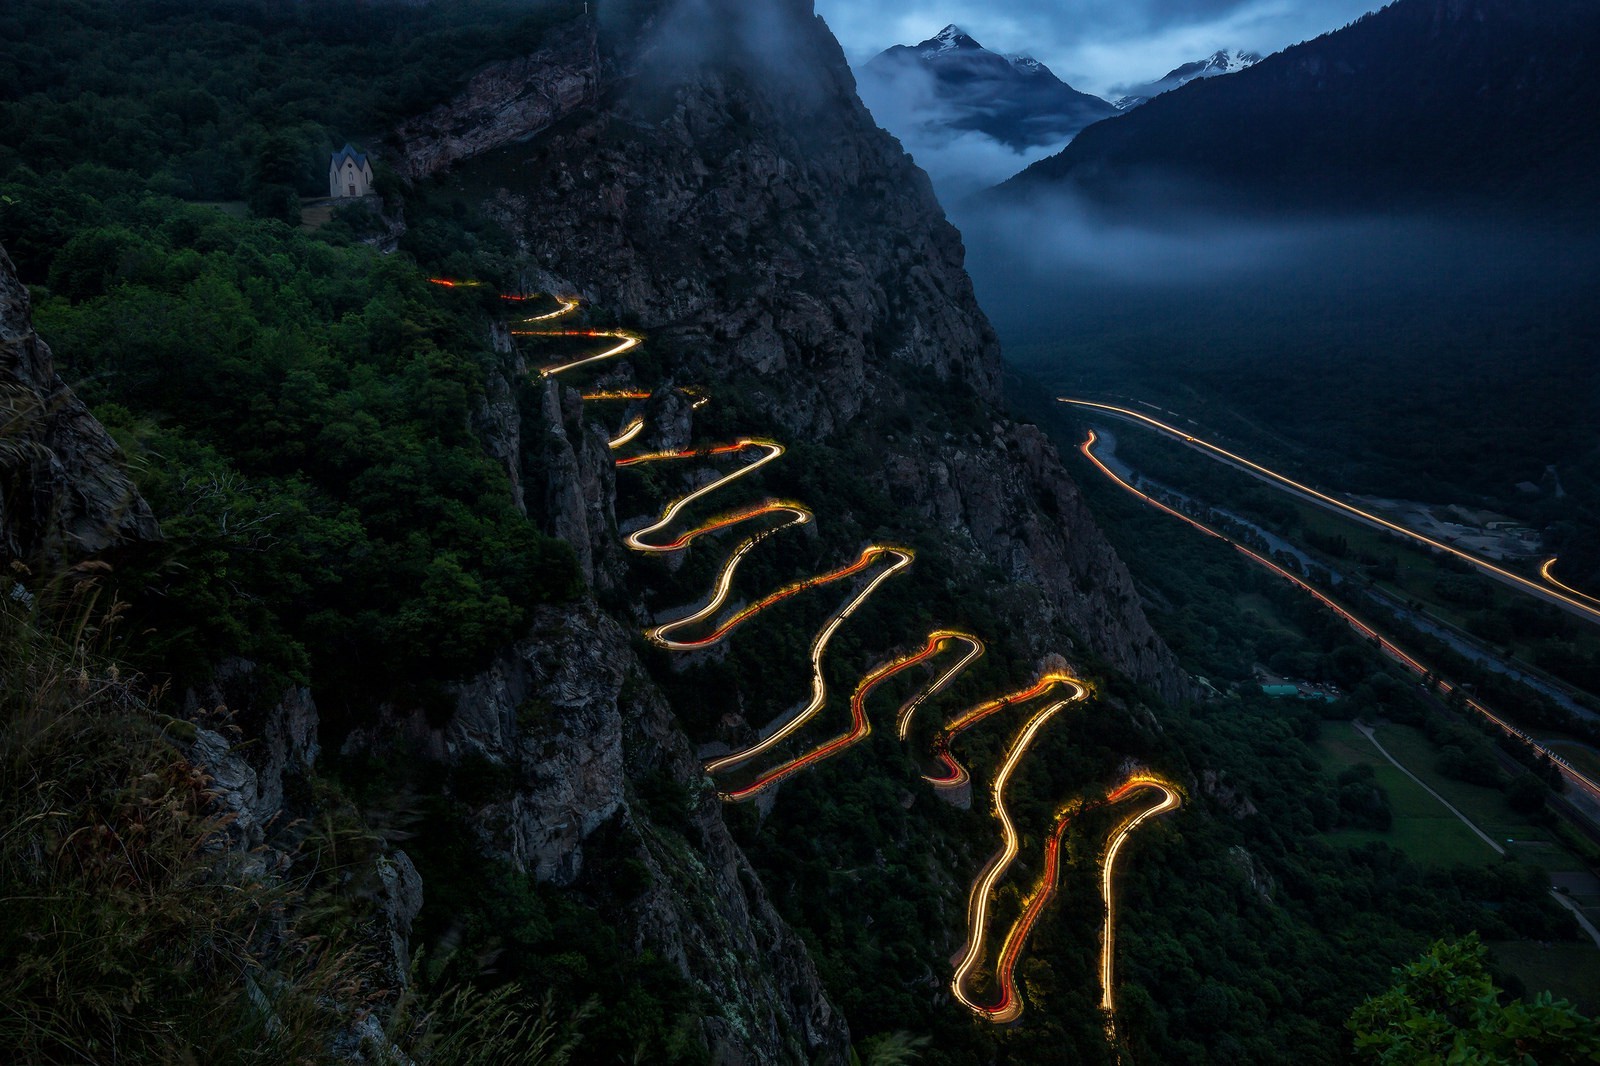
814 0 1383 96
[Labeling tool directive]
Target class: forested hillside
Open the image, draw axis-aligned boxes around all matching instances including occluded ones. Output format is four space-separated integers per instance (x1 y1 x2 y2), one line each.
999 0 1600 213
3 1 1598 1063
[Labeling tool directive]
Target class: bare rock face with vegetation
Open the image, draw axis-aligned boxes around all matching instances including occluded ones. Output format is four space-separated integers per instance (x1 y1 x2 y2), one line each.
395 19 603 183
0 244 158 562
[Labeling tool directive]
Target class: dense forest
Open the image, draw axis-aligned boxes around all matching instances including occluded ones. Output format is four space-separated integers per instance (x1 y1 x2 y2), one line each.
4 1 1600 1063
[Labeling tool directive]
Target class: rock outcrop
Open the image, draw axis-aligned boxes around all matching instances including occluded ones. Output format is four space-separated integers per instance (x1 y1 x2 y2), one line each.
879 422 1182 699
351 601 852 1064
393 20 601 182
0 242 159 563
183 659 322 847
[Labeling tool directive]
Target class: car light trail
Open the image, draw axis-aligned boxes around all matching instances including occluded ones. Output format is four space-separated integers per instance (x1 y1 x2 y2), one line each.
619 440 787 550
517 292 1188 1034
1100 777 1182 1026
720 631 956 801
926 674 1088 790
896 631 985 740
981 811 1075 1023
520 329 640 376
517 295 581 322
951 694 1084 1022
1061 399 1600 627
1080 429 1600 805
1542 557 1600 606
608 416 646 449
703 546 914 774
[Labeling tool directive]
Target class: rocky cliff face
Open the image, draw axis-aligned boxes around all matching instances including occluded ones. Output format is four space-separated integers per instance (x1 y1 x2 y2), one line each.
405 0 1188 701
381 4 1194 1060
878 422 1180 693
348 600 850 1064
0 242 159 562
394 20 601 182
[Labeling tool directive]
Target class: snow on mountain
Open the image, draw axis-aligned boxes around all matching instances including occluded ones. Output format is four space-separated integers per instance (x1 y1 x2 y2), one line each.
1114 49 1262 110
927 23 980 54
860 26 1117 151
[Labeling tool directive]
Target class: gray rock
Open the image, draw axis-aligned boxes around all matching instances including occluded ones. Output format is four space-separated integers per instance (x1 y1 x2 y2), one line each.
346 600 851 1064
392 20 601 182
0 241 160 562
185 658 321 837
377 851 424 982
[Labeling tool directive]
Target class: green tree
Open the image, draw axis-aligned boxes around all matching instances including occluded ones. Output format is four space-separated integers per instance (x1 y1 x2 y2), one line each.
1348 934 1600 1064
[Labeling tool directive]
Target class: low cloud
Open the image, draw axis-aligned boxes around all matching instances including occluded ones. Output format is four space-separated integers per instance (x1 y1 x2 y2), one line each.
953 184 1600 335
854 61 1070 203
818 0 1382 99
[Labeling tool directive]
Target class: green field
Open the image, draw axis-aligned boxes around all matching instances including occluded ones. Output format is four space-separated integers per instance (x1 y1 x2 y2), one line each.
1488 941 1600 1014
1316 724 1501 867
1372 725 1574 860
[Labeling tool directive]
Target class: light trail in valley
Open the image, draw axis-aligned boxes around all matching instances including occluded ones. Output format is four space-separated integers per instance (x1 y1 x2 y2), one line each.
516 294 1184 1032
1060 399 1600 627
1542 557 1600 606
1078 428 1600 805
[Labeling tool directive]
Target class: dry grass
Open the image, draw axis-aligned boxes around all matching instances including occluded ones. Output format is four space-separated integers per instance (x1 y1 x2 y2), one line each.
0 577 374 1063
0 574 594 1064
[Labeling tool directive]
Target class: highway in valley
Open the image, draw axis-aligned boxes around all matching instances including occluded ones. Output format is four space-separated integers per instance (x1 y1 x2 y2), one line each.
1060 399 1600 627
1075 425 1600 809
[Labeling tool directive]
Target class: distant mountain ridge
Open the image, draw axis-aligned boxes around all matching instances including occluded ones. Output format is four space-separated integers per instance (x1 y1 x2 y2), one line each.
861 24 1117 150
1113 49 1261 110
997 0 1600 215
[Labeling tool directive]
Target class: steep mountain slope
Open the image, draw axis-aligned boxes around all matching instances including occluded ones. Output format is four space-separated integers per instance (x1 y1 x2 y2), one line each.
402 0 1187 701
1113 49 1260 110
860 24 1118 149
10 2 1597 1063
1000 0 1600 213
0 245 157 562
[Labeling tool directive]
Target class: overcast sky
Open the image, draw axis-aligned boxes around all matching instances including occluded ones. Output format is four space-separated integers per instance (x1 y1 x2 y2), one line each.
813 0 1386 97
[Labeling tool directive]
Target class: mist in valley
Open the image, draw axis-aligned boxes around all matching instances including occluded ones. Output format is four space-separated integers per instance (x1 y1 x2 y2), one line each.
950 181 1600 511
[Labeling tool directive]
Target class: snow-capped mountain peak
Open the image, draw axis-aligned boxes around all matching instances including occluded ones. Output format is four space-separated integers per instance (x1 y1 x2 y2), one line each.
1113 48 1263 110
1199 49 1261 75
928 24 982 54
861 26 1119 153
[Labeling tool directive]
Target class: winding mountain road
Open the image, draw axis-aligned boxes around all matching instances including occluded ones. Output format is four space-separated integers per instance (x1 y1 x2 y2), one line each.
491 287 1183 1030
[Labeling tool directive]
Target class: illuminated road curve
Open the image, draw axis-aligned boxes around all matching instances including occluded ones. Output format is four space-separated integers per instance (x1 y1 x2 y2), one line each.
720 630 977 802
1079 428 1600 806
1099 778 1182 1029
1542 558 1600 607
1061 399 1600 627
951 694 1081 1023
505 288 1183 1029
925 673 1088 790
